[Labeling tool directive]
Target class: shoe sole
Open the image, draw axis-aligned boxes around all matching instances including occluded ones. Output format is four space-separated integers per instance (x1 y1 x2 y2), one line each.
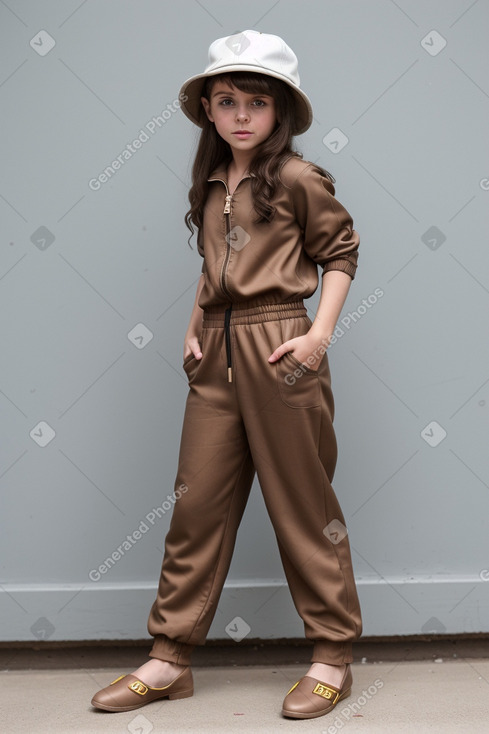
281 687 351 719
91 688 193 712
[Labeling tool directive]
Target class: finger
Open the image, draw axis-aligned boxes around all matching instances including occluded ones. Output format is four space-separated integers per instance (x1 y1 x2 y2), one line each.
190 339 202 360
268 342 290 363
184 342 202 361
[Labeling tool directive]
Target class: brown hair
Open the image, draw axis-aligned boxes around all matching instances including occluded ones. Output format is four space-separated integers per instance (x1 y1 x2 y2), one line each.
184 71 334 246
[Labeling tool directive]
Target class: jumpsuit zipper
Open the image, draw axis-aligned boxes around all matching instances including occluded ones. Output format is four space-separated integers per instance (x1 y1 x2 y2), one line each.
207 174 251 384
220 194 233 297
222 192 233 382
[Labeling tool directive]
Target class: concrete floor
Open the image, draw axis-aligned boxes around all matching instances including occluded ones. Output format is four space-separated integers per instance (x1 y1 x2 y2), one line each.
2 641 489 733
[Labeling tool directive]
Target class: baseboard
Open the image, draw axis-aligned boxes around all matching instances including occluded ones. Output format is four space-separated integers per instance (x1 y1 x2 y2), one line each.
1 577 488 642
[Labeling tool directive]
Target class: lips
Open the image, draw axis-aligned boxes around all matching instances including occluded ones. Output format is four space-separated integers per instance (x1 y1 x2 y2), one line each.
233 131 252 136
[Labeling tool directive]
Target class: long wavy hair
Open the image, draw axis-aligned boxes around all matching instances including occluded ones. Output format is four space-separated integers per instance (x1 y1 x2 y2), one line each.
184 71 334 246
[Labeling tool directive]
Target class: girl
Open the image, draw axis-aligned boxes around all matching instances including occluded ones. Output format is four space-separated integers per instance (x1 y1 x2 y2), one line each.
91 29 363 721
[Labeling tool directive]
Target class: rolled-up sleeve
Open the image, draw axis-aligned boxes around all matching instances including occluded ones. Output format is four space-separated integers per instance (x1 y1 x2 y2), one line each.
291 164 360 279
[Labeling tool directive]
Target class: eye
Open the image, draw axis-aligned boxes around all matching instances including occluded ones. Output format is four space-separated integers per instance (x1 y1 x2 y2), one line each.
252 99 266 107
218 98 234 106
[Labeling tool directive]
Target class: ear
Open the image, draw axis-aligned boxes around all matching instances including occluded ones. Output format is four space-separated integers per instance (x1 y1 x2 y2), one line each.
200 96 214 123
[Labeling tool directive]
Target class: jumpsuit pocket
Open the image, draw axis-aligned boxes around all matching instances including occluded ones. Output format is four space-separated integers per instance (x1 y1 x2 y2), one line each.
276 352 321 408
182 353 201 383
287 352 319 374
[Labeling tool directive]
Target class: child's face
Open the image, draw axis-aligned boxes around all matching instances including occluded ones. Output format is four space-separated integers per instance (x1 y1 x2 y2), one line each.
201 81 277 155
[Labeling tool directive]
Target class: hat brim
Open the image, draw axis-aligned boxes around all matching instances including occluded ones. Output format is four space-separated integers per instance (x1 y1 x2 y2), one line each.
178 66 313 136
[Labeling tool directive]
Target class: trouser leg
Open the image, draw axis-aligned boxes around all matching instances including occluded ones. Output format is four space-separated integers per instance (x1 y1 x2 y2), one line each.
232 305 362 665
147 326 255 664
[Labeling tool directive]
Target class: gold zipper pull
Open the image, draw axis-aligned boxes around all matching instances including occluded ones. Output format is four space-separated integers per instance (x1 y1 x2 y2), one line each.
223 194 232 215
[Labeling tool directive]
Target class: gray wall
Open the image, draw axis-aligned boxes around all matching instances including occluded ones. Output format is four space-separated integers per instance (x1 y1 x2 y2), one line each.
1 0 488 645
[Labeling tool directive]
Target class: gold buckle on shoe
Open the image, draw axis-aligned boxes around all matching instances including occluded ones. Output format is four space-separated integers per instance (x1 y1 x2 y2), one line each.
312 682 340 704
128 680 149 696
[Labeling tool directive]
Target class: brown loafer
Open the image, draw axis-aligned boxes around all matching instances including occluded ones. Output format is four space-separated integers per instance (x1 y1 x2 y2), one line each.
282 664 352 719
91 667 193 712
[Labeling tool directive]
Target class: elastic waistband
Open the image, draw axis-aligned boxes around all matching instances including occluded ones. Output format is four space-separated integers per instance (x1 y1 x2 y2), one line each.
202 299 306 327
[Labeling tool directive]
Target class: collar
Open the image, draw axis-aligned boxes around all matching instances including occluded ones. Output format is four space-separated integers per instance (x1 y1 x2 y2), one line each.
207 165 255 183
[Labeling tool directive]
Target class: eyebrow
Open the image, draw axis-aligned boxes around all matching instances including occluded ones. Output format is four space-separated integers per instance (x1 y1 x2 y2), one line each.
211 89 272 98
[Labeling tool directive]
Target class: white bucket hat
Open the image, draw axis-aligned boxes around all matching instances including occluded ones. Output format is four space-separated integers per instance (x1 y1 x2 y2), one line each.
178 29 313 135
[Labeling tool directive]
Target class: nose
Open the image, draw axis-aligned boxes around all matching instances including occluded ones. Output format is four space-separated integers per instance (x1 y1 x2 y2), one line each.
235 105 250 122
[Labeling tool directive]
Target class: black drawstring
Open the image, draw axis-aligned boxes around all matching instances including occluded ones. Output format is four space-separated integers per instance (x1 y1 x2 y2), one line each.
224 306 233 383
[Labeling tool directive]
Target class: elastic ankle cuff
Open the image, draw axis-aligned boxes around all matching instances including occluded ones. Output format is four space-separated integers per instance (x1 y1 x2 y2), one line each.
149 634 195 665
310 641 353 665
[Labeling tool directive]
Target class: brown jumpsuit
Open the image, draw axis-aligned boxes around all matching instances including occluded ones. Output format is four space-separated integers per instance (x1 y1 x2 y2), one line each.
146 156 363 665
